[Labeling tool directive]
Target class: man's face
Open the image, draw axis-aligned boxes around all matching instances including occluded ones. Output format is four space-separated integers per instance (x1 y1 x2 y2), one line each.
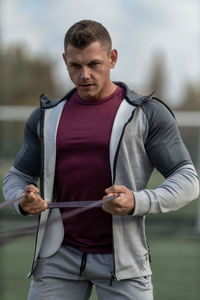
63 41 117 101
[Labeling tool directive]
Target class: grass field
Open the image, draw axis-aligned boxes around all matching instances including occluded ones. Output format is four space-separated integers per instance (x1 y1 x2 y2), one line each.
0 168 200 299
0 235 199 300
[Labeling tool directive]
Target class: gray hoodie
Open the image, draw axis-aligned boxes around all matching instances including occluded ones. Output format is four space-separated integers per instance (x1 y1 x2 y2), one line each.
3 82 199 280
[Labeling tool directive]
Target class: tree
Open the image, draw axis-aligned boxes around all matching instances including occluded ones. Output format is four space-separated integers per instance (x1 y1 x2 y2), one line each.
148 52 167 100
178 82 200 111
0 45 58 106
0 45 60 160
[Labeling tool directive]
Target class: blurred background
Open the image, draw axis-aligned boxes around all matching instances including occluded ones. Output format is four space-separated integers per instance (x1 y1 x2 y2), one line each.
0 0 200 299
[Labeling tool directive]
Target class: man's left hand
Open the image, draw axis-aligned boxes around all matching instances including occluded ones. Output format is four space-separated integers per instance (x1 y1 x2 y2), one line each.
102 185 135 216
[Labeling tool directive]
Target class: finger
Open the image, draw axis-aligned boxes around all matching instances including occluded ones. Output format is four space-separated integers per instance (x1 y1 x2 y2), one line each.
21 199 48 214
20 192 44 208
103 192 118 199
43 200 48 210
24 191 38 202
30 201 47 213
105 185 126 194
24 185 39 193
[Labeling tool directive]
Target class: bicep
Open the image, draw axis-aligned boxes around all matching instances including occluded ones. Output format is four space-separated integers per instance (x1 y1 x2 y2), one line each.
14 108 41 177
144 101 192 178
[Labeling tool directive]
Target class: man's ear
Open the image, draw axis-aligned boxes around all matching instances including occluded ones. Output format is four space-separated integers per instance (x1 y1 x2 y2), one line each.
110 49 118 69
62 53 67 66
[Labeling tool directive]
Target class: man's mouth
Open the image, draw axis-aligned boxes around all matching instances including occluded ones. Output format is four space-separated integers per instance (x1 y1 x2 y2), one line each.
78 83 96 91
79 83 95 87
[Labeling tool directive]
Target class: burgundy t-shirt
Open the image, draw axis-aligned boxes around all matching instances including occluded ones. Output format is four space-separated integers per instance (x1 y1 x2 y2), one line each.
55 86 125 253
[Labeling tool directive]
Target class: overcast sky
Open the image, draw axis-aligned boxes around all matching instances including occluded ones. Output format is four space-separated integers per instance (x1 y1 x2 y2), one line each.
0 0 199 106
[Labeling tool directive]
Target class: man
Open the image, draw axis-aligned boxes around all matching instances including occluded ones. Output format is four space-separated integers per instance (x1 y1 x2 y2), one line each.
3 20 199 300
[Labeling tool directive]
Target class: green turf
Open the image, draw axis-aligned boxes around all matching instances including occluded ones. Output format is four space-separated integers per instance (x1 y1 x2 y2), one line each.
0 236 35 300
0 235 199 300
149 237 200 300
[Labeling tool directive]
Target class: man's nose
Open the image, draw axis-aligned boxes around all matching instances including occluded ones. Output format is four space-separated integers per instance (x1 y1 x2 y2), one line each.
80 66 91 80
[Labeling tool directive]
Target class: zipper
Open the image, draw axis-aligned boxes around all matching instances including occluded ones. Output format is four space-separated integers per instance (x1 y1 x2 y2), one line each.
28 100 45 277
112 107 137 183
110 107 137 283
109 271 117 286
147 241 152 263
39 102 45 199
111 219 117 284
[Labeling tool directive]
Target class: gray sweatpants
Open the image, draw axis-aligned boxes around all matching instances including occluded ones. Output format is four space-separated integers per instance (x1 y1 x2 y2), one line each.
28 244 154 300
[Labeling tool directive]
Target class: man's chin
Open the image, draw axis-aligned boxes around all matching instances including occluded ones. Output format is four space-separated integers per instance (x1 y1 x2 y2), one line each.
78 89 99 101
80 94 98 101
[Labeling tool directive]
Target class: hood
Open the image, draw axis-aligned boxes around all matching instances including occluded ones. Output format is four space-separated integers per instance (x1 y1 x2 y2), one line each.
40 82 155 109
114 81 155 106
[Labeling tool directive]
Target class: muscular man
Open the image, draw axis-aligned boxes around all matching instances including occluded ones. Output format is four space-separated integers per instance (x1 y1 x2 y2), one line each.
3 20 199 300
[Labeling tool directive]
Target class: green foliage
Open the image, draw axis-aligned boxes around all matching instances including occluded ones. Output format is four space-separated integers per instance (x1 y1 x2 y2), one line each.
148 52 166 100
180 83 200 111
146 51 200 111
0 45 65 159
0 121 25 160
0 46 58 106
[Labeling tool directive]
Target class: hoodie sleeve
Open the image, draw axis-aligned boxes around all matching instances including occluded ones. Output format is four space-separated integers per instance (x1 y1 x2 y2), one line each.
14 107 41 177
3 167 38 215
3 108 41 215
132 100 199 215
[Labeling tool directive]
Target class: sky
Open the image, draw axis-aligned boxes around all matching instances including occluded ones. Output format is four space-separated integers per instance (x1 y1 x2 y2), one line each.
0 0 199 107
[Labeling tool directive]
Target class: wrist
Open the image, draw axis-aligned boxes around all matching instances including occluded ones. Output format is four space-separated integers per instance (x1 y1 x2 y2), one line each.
128 192 135 215
128 206 135 215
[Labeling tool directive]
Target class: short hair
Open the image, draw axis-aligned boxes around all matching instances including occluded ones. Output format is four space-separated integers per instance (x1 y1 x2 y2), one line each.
64 20 112 52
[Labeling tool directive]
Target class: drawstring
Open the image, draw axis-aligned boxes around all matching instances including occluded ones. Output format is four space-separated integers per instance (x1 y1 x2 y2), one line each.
79 252 88 276
79 252 115 286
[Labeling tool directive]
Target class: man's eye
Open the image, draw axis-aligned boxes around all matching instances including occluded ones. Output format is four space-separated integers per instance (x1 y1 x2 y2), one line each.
69 64 80 68
89 62 100 67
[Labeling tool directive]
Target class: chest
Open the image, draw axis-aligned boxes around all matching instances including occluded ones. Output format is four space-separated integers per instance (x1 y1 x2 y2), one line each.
56 100 121 153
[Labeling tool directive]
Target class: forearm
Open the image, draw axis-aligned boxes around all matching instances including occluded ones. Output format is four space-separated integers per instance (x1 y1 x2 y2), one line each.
132 164 199 216
3 167 38 215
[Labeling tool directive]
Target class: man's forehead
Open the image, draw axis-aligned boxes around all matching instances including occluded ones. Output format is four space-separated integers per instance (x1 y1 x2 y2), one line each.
65 41 109 60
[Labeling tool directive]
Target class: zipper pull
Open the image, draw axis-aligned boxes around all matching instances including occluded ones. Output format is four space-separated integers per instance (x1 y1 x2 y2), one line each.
147 242 152 263
109 271 117 286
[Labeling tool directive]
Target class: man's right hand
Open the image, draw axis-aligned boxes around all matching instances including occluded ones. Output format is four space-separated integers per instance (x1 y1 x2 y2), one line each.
19 185 48 215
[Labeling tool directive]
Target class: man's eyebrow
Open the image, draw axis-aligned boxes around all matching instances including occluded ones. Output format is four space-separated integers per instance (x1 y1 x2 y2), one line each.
68 59 102 66
68 61 80 66
88 59 102 64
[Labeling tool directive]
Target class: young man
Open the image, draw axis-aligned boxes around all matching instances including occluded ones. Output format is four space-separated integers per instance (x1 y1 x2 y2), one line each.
3 20 199 300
